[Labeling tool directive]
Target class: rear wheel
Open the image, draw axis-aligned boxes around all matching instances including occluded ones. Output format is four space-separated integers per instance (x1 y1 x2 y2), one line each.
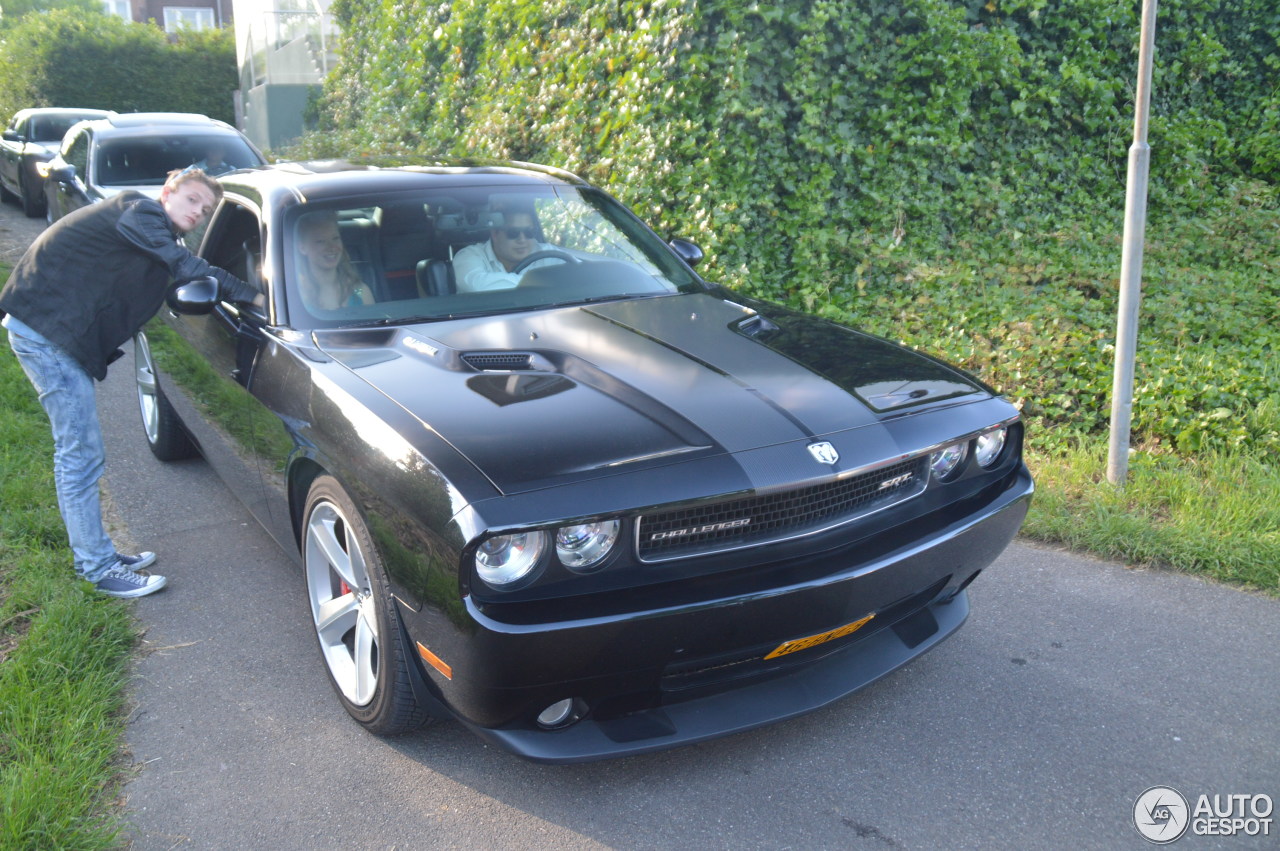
133 332 197 461
303 475 430 735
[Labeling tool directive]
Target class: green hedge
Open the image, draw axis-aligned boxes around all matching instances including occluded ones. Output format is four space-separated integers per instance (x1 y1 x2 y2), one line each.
0 10 238 125
308 0 1276 251
294 0 1280 454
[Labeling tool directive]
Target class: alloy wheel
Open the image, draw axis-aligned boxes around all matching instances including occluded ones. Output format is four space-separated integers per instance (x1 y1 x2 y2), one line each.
305 499 381 707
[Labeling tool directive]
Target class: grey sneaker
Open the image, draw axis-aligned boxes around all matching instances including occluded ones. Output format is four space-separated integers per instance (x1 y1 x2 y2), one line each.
116 551 157 570
94 566 167 598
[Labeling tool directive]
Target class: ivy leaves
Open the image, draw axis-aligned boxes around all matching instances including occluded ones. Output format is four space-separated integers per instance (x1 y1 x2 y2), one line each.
300 0 1278 457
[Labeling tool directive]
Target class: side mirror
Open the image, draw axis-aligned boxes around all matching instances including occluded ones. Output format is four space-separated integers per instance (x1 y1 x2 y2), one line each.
669 238 704 268
166 276 220 315
2 129 20 142
42 163 75 183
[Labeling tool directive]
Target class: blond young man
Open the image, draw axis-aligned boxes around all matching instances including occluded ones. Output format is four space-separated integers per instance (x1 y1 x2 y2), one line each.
0 169 261 597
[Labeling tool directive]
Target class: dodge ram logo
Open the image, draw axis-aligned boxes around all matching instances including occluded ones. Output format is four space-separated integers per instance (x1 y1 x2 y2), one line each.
808 442 840 465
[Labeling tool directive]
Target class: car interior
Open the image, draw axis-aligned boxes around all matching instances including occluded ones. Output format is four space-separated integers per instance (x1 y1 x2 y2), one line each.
331 203 516 301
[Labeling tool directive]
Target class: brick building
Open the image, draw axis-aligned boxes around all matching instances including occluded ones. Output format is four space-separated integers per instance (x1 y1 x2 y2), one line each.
102 0 233 32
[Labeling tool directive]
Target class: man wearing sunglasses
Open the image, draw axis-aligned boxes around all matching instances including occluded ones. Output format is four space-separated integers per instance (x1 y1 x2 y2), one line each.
453 202 559 292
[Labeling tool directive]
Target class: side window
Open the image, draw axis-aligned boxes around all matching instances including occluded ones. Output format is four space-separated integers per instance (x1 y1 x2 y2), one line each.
199 201 265 315
65 132 89 176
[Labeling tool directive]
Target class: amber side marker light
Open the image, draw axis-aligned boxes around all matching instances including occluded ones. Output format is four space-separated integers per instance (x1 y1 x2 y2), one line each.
417 642 453 680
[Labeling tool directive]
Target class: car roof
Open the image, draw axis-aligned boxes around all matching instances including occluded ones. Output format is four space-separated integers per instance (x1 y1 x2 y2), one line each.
67 121 259 154
13 107 111 120
220 159 592 205
69 112 239 138
88 123 251 141
106 112 233 128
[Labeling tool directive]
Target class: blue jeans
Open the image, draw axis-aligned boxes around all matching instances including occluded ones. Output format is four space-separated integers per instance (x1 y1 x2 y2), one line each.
6 319 119 583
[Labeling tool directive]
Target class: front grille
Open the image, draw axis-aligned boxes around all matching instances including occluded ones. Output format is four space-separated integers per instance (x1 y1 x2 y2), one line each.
637 456 929 562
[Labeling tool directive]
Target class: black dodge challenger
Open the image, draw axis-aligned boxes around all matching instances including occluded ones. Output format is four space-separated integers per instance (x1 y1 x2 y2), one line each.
136 160 1033 762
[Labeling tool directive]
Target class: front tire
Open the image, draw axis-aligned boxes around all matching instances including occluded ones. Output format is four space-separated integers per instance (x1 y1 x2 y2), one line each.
19 171 42 218
303 475 430 735
134 332 197 461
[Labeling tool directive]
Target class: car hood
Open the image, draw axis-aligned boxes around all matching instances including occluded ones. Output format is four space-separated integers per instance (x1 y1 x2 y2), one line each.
313 292 989 494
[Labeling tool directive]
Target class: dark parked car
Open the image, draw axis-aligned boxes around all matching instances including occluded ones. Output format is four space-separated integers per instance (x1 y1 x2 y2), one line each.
137 160 1033 763
41 112 265 223
0 107 110 217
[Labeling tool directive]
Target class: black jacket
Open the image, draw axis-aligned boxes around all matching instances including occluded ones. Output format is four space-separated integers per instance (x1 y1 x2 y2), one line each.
0 192 257 380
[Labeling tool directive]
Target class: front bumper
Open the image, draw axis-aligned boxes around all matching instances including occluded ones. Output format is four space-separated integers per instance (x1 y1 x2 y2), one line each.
406 464 1032 762
465 584 971 763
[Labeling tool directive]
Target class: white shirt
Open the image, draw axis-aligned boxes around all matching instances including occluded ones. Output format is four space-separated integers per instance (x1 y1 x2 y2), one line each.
452 238 558 292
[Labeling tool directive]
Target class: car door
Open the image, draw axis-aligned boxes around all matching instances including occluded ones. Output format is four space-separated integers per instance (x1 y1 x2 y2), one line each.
147 199 289 548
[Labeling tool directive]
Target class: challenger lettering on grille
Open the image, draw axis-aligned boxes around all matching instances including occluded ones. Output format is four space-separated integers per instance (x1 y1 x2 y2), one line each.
637 455 929 562
650 517 752 542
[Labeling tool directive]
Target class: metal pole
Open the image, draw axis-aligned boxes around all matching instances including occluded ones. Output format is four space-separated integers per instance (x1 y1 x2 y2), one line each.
1107 0 1159 485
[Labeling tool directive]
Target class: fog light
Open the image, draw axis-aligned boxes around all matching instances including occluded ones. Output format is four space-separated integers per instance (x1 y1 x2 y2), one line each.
536 698 582 729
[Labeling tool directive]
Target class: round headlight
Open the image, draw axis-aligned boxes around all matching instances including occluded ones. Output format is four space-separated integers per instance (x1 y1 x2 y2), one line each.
929 442 968 480
975 427 1008 467
555 520 620 571
475 531 546 587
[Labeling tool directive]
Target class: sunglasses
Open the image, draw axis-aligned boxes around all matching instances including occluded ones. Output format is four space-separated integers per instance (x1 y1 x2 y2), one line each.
503 226 537 240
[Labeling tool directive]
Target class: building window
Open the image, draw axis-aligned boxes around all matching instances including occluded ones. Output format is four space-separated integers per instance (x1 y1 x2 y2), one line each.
101 0 131 19
163 6 216 31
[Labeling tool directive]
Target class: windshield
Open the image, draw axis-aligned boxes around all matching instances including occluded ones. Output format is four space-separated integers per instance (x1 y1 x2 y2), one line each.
28 114 98 144
93 133 261 186
282 183 704 328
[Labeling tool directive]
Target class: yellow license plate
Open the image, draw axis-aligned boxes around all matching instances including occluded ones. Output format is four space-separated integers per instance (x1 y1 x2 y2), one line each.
764 613 876 660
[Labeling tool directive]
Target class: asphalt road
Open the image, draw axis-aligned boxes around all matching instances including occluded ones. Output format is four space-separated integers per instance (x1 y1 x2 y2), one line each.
3 202 1277 850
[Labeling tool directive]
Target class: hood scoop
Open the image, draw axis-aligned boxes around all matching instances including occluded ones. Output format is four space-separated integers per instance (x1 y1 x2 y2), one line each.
734 313 780 339
462 351 552 372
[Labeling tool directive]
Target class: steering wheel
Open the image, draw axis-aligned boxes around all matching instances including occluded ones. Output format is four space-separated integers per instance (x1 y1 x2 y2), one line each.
512 249 580 274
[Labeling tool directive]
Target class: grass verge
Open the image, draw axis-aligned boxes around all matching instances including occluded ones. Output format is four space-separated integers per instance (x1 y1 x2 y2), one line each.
1025 444 1280 592
798 183 1280 595
0 337 133 850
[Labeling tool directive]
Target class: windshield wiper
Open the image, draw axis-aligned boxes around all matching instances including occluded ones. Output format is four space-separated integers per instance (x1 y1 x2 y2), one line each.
343 315 448 328
546 291 667 309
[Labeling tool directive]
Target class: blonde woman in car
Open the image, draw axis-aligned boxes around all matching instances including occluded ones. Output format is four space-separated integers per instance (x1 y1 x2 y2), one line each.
295 210 374 309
